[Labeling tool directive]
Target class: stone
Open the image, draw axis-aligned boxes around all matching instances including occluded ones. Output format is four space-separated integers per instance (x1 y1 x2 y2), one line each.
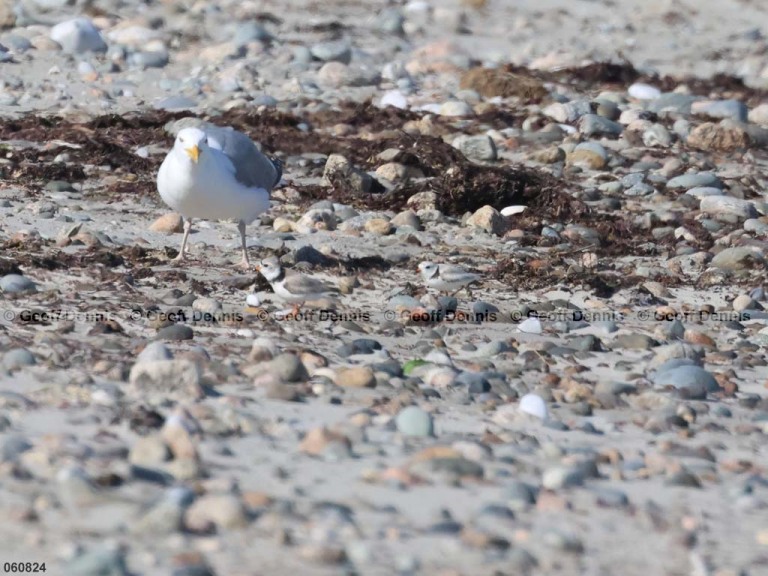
667 172 722 190
263 354 309 383
518 393 548 419
64 546 128 576
687 122 750 151
149 213 184 233
700 196 757 220
3 348 36 371
50 18 107 54
578 114 623 137
466 205 505 235
0 274 37 294
531 146 565 163
129 436 170 467
128 359 204 401
317 61 350 88
396 406 434 436
185 494 248 531
543 100 592 123
453 135 497 161
567 142 607 170
364 218 394 236
711 247 765 271
438 100 474 117
653 365 722 399
310 39 352 63
691 99 748 122
300 427 352 457
156 324 194 341
137 342 174 363
375 163 409 184
628 83 661 100
749 103 768 126
542 466 585 489
334 366 376 388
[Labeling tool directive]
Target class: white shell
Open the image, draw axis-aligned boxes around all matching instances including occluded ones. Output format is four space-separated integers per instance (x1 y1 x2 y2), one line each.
500 205 527 217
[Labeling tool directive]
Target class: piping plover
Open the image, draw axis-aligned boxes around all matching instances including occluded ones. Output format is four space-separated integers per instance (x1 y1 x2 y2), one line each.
157 124 282 268
418 261 480 295
257 257 340 310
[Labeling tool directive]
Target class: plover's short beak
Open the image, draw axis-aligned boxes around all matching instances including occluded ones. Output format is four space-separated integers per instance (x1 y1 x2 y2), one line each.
254 265 261 272
185 145 200 163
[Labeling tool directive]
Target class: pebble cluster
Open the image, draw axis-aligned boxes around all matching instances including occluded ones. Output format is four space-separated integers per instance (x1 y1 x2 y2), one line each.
1 0 768 575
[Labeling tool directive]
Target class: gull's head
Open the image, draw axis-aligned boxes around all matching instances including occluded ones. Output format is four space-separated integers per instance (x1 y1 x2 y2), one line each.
258 257 283 282
418 261 438 280
175 127 209 164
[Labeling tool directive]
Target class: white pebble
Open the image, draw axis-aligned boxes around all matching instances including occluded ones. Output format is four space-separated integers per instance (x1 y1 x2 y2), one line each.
380 90 408 110
519 393 548 419
628 83 661 100
246 293 261 307
517 317 542 334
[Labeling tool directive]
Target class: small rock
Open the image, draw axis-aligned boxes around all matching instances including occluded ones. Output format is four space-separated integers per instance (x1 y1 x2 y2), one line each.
568 142 607 170
334 366 376 388
0 274 37 294
263 354 309 383
3 348 36 371
687 122 750 151
150 213 184 234
310 39 351 63
50 18 107 54
156 324 194 341
129 360 204 401
466 205 505 235
396 406 435 437
185 494 248 531
711 247 765 271
453 134 497 161
518 393 548 419
578 114 623 137
439 100 474 117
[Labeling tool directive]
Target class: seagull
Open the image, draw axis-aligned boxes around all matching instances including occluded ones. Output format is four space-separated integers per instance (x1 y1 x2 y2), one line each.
257 257 339 313
157 124 282 268
418 261 480 295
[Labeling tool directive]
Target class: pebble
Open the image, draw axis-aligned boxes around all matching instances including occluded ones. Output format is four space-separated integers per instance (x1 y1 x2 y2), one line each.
699 196 757 220
711 247 765 271
395 405 435 436
578 114 623 137
568 142 608 170
50 18 107 54
334 366 376 388
666 172 722 190
518 393 548 419
310 40 352 63
3 348 36 371
466 205 504 235
628 83 661 100
156 324 194 341
263 354 309 383
0 274 37 293
452 134 497 161
438 100 474 117
653 365 722 399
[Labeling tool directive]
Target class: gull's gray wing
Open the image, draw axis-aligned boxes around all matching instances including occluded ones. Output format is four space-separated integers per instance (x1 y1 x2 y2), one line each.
199 122 281 190
283 274 339 296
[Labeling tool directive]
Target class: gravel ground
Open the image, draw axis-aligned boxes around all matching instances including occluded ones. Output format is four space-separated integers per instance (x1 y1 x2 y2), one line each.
1 0 768 575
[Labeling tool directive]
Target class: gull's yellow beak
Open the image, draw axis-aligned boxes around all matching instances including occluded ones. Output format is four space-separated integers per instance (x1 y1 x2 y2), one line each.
185 145 200 163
